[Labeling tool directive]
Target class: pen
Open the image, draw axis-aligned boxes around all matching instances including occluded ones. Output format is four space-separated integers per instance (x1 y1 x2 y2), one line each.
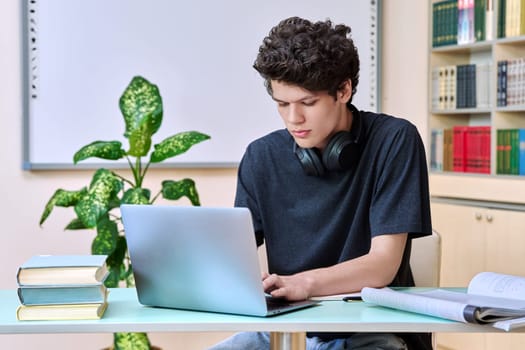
342 296 362 302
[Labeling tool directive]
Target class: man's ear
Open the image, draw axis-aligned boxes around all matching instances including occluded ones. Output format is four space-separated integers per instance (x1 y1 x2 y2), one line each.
338 80 352 103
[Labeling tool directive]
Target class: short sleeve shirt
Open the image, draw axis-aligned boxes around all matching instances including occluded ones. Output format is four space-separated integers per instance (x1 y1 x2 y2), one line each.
235 106 432 285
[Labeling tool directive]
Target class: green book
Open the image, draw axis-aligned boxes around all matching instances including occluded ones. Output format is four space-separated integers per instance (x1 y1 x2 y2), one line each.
475 0 486 41
509 128 520 175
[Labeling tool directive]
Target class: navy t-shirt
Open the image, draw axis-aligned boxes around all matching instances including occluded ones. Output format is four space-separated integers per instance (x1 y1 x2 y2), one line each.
234 106 432 349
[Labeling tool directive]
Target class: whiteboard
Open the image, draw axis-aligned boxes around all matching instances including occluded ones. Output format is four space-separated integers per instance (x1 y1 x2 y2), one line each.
22 0 381 169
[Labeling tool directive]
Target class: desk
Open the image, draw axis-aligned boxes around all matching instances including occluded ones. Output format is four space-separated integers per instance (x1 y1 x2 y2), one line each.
0 288 504 350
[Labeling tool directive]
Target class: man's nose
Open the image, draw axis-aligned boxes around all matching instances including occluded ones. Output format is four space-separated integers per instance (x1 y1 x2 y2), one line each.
287 104 304 123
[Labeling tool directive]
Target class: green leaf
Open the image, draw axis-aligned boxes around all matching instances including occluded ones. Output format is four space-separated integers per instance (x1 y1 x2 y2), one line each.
114 332 151 350
119 76 163 157
40 188 88 225
91 215 118 255
161 179 201 206
150 131 210 163
74 169 123 228
64 218 88 230
104 236 128 288
73 141 126 164
121 188 151 205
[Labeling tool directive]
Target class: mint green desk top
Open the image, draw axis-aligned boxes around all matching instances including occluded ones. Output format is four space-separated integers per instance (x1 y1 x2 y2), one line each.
0 288 498 334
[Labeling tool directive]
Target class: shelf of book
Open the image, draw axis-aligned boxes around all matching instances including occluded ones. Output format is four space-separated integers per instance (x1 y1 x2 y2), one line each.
429 0 525 190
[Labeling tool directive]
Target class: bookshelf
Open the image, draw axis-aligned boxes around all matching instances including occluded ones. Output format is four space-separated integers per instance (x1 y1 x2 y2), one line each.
429 0 525 205
429 2 525 349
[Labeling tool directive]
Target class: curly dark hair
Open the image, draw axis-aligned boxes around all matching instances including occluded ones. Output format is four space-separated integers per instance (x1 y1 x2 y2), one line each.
253 16 360 100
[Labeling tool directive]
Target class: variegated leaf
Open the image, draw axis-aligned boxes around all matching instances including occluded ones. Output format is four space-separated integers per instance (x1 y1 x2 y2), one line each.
114 332 151 350
91 215 118 255
119 76 163 157
161 179 200 206
40 188 88 225
121 188 151 205
150 131 210 163
74 169 123 228
104 236 128 288
73 141 126 164
65 218 88 230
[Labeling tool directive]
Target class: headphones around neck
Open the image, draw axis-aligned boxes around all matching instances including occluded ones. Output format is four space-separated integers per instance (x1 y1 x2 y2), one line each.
293 106 361 177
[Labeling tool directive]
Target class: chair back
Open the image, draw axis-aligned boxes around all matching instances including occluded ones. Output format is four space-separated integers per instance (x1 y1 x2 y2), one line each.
410 230 441 287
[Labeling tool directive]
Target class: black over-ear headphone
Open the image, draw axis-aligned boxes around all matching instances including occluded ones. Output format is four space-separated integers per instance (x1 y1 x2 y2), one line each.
293 105 361 177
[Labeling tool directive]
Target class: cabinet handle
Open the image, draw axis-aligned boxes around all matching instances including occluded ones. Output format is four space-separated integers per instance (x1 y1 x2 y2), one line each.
475 212 482 220
485 214 493 223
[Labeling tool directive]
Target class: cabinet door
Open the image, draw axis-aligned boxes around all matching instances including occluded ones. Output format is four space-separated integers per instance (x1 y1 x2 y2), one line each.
484 208 525 349
431 202 486 286
431 202 486 350
485 208 525 275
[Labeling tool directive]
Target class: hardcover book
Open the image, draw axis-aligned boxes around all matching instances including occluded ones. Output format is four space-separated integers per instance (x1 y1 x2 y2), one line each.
17 284 108 305
17 255 108 286
16 301 108 321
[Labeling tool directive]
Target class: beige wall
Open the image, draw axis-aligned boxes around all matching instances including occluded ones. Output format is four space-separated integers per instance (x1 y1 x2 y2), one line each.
0 1 428 349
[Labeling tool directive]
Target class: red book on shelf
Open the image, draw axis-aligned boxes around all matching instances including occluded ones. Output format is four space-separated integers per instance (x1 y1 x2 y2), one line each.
480 126 491 174
463 126 491 174
453 126 469 172
465 127 476 173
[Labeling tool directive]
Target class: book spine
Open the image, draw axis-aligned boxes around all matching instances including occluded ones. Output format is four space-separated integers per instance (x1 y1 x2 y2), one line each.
499 0 507 38
453 126 468 171
481 126 491 174
444 128 455 171
475 0 487 41
463 304 483 324
519 129 525 175
510 128 520 174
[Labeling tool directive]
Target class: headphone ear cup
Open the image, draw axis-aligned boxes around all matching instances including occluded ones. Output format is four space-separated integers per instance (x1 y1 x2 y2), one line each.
322 131 355 171
294 145 325 177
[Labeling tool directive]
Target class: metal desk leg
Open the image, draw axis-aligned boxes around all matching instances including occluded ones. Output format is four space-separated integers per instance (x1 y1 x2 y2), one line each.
270 332 306 350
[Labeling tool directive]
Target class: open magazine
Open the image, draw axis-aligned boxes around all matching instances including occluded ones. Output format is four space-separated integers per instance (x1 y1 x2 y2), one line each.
361 271 525 331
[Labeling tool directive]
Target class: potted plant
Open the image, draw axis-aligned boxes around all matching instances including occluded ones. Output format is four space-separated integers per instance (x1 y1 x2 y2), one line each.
39 76 210 349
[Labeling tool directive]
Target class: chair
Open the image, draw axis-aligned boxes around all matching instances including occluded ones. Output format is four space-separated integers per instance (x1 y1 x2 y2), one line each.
410 230 442 287
410 230 442 349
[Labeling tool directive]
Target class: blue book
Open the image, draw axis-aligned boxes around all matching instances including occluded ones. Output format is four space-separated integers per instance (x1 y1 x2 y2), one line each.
17 284 108 305
16 255 108 286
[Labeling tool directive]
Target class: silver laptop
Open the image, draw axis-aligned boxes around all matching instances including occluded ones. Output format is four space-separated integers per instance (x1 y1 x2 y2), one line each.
120 204 318 317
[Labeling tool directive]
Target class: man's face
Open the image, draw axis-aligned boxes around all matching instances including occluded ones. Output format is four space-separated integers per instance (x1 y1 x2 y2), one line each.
270 80 351 150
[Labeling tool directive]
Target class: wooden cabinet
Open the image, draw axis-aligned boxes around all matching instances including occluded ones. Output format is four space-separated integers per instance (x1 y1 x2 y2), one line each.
432 200 525 350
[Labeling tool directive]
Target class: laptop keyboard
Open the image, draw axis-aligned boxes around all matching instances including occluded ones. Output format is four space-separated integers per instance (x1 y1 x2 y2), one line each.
265 296 295 312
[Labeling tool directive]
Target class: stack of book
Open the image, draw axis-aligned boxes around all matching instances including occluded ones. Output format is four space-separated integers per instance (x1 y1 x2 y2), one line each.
431 126 491 174
496 128 525 175
497 58 525 107
431 63 491 111
432 0 493 48
16 255 109 321
499 0 525 38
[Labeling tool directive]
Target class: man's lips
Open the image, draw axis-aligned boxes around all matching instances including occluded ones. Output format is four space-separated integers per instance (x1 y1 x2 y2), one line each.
291 130 311 138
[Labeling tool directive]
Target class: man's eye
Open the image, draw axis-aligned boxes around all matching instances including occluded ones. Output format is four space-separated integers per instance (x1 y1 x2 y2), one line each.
303 100 316 106
277 102 289 107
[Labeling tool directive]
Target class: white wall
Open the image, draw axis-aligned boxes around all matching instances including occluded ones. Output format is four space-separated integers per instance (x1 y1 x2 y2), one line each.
0 1 428 349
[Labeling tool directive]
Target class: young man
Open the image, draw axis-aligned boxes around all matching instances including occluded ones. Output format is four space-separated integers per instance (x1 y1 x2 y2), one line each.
210 17 432 350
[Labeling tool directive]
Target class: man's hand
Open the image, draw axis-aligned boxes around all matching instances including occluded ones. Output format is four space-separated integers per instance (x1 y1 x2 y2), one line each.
261 272 313 301
260 233 408 300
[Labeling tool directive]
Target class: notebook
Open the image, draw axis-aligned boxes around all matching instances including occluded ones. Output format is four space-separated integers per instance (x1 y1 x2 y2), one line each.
120 204 318 317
